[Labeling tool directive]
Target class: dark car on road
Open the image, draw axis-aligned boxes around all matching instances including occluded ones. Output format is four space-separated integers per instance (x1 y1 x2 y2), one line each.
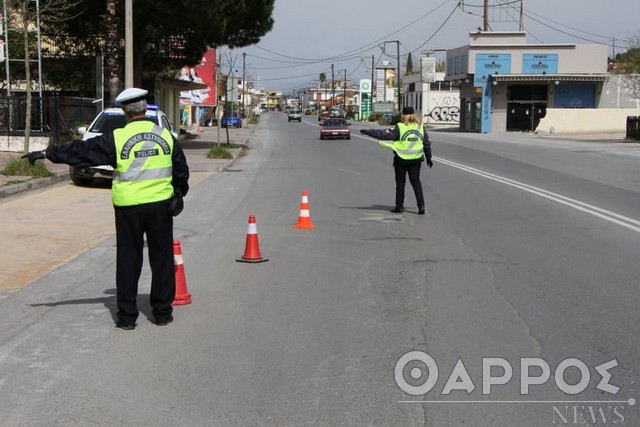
320 118 351 140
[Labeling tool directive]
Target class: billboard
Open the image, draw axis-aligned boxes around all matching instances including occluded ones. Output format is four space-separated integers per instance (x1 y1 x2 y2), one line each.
474 53 511 87
421 56 436 83
179 48 216 106
523 54 558 74
375 68 395 103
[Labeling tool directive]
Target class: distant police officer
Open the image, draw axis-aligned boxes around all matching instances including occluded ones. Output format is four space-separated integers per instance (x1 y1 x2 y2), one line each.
360 106 432 214
23 88 190 330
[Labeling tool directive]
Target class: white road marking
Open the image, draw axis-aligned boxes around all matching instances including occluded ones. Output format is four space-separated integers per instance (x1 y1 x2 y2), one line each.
436 157 640 234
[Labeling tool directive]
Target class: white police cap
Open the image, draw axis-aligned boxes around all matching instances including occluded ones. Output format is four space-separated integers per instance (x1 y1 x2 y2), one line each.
115 87 148 105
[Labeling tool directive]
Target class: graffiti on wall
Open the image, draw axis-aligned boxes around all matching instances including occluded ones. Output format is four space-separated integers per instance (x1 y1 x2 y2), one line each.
424 94 460 124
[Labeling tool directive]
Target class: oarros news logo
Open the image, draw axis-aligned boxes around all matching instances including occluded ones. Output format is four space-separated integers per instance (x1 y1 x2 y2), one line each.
394 351 636 425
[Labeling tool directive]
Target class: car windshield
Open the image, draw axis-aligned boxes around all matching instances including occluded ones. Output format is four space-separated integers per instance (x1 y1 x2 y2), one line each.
88 114 128 134
88 110 161 134
322 120 347 127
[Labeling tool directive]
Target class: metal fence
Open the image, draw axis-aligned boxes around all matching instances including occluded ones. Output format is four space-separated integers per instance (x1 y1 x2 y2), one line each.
0 94 99 145
627 116 640 141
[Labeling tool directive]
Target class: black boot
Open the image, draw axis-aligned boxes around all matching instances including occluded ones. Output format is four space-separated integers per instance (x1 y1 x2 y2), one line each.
418 206 426 215
390 207 404 213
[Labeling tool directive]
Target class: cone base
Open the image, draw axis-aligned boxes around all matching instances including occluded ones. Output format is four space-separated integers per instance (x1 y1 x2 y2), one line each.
236 256 269 263
293 223 315 229
172 294 192 306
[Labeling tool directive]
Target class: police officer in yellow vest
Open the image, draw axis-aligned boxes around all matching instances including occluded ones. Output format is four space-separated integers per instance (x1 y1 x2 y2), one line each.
360 106 432 214
23 88 190 330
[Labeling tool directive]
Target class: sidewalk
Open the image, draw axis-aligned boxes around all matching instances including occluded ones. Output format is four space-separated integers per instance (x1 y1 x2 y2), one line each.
0 122 256 199
0 122 256 293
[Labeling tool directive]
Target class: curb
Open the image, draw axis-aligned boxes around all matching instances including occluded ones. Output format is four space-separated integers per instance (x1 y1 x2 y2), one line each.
0 172 71 199
0 122 258 200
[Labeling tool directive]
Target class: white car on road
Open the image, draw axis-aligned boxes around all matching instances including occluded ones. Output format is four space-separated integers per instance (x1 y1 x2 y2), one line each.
70 105 178 186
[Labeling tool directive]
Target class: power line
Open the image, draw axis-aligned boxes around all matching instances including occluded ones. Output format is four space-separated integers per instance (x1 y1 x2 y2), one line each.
410 2 460 54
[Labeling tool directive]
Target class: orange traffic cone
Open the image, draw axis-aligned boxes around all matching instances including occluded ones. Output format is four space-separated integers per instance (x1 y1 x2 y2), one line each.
172 239 192 306
293 189 315 229
236 215 269 263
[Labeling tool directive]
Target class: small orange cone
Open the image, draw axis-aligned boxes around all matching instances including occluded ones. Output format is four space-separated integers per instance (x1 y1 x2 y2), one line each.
293 189 315 229
237 215 269 263
172 239 192 306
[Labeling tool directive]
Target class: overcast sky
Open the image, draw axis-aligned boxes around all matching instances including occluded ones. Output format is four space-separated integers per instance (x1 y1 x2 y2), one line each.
222 0 639 93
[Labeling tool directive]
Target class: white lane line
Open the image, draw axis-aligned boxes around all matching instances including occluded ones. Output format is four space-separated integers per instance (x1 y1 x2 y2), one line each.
435 156 640 234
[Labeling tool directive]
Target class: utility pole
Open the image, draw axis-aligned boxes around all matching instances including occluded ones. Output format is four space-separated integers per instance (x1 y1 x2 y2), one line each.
242 52 246 118
396 40 401 113
124 0 133 88
343 69 347 116
384 40 401 114
216 48 221 146
371 55 375 103
331 64 335 108
483 0 489 31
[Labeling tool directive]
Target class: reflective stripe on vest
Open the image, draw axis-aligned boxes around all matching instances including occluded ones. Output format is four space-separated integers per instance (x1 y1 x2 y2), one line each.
112 122 174 207
379 123 424 160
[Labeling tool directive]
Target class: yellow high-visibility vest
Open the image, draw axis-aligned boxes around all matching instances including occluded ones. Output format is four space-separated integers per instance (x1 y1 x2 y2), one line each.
112 121 174 207
379 123 424 160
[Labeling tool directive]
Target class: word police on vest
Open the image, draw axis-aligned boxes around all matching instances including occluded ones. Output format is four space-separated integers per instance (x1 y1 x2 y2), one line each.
115 87 148 105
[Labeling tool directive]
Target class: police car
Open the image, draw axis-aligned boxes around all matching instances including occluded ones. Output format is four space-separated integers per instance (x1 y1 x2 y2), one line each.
70 105 178 186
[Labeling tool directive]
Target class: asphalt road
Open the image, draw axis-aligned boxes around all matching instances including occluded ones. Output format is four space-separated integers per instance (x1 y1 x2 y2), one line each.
0 112 638 426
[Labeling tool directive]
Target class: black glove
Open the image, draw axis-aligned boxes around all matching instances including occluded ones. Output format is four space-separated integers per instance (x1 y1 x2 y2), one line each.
21 150 46 165
168 195 184 217
426 159 433 168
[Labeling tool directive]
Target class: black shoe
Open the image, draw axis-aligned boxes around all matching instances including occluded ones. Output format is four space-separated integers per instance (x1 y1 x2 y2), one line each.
115 321 136 330
390 207 404 213
418 207 426 215
155 315 174 326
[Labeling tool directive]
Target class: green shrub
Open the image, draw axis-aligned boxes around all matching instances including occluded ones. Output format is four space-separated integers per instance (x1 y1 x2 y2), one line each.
1 158 54 177
207 144 233 159
249 115 260 125
368 113 383 122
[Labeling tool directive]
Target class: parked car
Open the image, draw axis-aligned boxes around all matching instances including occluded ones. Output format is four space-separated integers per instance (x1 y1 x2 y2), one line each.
320 118 351 140
288 110 302 122
70 105 178 186
221 112 243 128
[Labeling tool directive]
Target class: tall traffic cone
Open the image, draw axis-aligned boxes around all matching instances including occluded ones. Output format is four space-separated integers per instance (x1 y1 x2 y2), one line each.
172 239 192 305
236 215 269 263
293 189 315 229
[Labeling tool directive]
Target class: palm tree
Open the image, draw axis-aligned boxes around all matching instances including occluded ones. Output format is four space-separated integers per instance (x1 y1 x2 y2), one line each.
319 72 326 110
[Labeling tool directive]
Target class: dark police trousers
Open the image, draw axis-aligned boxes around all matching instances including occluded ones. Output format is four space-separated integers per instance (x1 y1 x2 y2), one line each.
114 200 174 325
393 156 425 209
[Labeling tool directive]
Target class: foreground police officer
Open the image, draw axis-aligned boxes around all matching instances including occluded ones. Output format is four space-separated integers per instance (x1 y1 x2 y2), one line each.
23 88 189 330
360 106 432 214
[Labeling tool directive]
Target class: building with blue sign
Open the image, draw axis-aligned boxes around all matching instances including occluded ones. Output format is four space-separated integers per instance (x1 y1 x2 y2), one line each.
445 31 638 134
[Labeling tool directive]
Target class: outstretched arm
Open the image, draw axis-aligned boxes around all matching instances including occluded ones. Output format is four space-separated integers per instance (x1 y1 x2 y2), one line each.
360 125 399 140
